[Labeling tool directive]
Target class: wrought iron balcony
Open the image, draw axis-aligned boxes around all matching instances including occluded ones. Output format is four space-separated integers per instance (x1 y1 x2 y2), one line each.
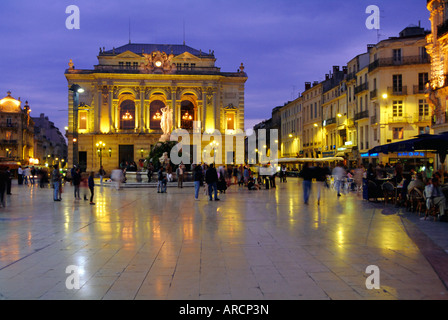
413 85 426 94
354 110 369 121
387 115 412 123
369 55 430 72
387 86 407 96
354 83 369 94
324 117 337 126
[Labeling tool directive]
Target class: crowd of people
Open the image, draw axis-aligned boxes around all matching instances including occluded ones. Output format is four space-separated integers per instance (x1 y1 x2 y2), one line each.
2 159 448 222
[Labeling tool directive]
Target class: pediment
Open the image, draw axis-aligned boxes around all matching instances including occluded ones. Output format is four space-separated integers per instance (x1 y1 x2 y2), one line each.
175 51 201 61
115 50 142 59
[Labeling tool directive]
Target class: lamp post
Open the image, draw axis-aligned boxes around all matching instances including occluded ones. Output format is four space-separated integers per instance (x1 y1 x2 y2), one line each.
96 141 106 168
69 84 84 167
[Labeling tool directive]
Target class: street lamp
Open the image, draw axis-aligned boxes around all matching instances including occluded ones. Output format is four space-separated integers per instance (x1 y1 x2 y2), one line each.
96 141 106 168
69 84 84 167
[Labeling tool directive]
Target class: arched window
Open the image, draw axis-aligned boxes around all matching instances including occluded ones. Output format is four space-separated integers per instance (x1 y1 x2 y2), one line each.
180 100 194 130
150 100 165 130
120 100 135 130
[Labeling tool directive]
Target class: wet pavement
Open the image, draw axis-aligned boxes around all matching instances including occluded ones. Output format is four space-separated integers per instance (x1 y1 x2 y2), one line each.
0 178 447 300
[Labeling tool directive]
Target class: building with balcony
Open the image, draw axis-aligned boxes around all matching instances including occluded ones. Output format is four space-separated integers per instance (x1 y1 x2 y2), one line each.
280 98 302 159
426 0 448 137
301 81 323 158
321 66 347 159
0 91 35 166
65 43 247 172
366 25 431 165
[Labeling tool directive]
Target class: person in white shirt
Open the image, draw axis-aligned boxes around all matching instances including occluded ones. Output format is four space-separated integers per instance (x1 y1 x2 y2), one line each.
18 166 23 185
332 163 346 197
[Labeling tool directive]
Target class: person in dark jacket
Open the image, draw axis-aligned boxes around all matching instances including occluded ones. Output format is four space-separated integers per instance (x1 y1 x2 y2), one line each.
5 167 12 195
88 171 95 205
0 166 7 207
205 163 219 201
73 168 81 200
315 163 330 205
299 162 314 205
193 164 203 200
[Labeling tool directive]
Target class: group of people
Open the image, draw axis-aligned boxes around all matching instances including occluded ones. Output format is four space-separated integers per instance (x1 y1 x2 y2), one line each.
68 165 95 204
299 162 336 205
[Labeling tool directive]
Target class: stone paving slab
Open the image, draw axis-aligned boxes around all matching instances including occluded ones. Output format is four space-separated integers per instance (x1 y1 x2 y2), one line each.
0 178 447 300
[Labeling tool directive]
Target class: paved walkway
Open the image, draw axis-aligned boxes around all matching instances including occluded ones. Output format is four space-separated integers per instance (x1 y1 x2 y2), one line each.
0 179 447 300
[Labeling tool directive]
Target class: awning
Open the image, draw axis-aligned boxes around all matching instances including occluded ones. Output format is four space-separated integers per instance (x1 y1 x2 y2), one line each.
368 133 448 163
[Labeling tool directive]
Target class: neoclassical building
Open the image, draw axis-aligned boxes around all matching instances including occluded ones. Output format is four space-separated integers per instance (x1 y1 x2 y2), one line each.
65 43 247 172
0 91 35 165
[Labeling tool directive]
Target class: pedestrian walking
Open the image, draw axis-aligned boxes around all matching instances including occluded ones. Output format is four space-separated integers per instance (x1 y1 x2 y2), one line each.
30 166 36 185
81 172 89 200
88 171 95 205
73 168 81 199
147 161 154 182
157 168 166 193
70 165 76 186
315 163 330 205
0 166 7 207
299 162 314 205
193 164 203 200
177 163 184 188
52 165 61 201
111 168 124 190
18 166 23 185
23 166 31 185
332 163 346 197
232 166 238 185
5 167 12 195
205 163 219 201
98 166 106 185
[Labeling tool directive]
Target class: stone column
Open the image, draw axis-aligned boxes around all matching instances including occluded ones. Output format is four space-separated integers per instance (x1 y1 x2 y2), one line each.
171 88 177 130
140 87 144 133
108 87 113 132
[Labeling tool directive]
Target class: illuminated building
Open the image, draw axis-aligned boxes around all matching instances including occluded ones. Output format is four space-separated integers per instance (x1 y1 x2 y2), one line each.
65 43 247 171
301 81 323 158
321 66 347 160
0 91 35 165
367 25 431 165
33 113 68 168
426 0 448 136
280 98 302 159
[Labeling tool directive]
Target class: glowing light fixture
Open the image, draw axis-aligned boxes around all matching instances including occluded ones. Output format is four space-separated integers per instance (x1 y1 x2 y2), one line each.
122 111 133 120
182 111 193 120
153 111 162 120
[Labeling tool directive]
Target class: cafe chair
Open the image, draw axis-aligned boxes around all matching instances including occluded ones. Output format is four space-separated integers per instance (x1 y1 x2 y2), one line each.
382 181 395 205
408 187 425 215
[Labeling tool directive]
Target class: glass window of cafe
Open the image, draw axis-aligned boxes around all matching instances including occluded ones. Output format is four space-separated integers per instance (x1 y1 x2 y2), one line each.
389 155 433 173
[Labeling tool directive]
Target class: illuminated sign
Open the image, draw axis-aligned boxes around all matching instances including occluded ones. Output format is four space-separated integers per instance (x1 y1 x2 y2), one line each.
362 153 378 157
397 152 425 157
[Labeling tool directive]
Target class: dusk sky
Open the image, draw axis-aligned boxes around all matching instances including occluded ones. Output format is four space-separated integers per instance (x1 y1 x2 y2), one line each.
0 0 430 135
